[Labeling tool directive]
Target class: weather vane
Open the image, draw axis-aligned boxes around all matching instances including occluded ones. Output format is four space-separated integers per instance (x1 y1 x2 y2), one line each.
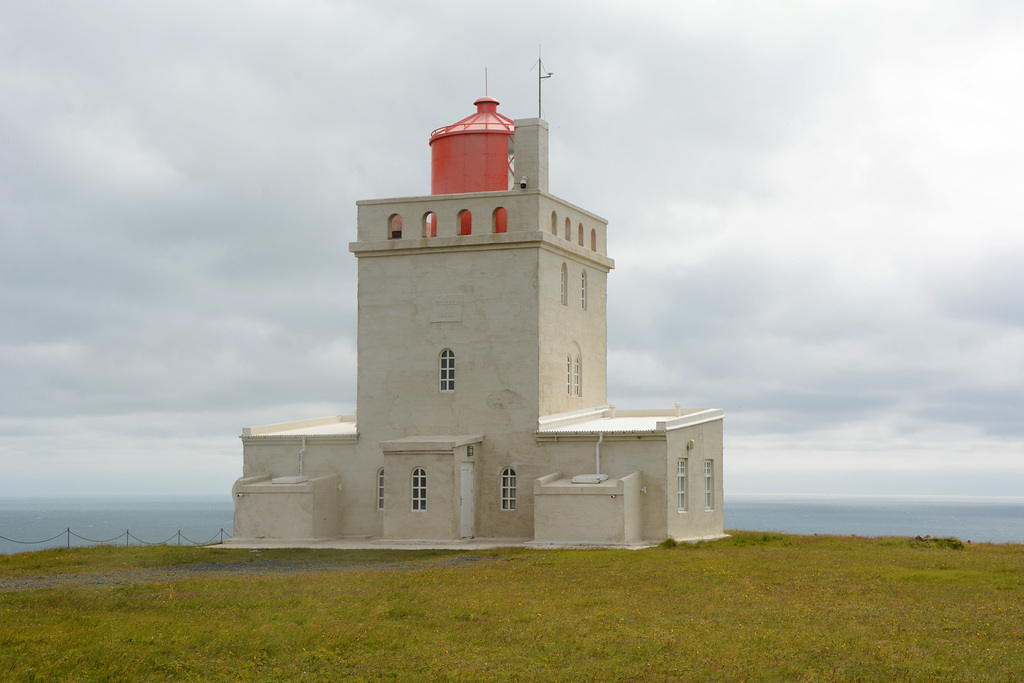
531 46 553 118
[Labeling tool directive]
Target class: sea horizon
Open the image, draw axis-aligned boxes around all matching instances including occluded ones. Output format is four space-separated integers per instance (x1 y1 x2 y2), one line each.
2 492 1023 554
5 491 1022 501
730 492 1024 503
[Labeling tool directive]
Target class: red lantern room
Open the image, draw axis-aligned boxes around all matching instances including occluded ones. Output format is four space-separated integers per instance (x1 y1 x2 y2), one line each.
429 96 514 195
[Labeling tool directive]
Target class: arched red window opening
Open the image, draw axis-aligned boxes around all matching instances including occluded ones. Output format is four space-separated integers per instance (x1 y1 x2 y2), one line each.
550 211 558 235
459 210 472 236
493 207 508 234
590 228 597 251
578 223 584 246
564 217 571 240
423 212 437 238
388 214 403 240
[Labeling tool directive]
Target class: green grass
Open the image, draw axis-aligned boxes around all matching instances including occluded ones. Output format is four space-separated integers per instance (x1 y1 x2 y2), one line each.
2 532 1023 681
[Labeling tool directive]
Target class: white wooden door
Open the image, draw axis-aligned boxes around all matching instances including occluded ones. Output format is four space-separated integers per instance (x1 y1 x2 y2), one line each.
460 462 475 538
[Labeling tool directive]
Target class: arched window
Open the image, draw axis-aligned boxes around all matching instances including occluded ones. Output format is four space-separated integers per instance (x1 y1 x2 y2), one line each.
501 467 517 510
590 228 597 251
578 223 584 246
458 209 472 236
412 467 427 511
493 207 508 234
423 212 437 238
550 211 558 235
581 270 587 310
388 213 403 240
376 468 385 510
440 349 455 392
566 354 572 396
560 263 568 306
564 217 571 240
574 355 581 396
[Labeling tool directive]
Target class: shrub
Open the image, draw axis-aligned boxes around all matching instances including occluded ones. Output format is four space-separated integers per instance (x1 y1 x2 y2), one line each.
909 535 966 550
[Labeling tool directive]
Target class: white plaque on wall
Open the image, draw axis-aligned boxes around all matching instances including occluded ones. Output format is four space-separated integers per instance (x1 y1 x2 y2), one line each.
430 295 463 323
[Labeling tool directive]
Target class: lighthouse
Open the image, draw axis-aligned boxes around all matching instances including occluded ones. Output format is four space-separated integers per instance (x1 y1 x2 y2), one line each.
231 95 725 546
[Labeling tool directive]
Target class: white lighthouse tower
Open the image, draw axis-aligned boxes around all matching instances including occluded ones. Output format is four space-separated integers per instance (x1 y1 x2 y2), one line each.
232 96 725 545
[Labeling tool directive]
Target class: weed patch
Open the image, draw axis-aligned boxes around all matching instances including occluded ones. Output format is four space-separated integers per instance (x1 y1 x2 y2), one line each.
907 535 966 550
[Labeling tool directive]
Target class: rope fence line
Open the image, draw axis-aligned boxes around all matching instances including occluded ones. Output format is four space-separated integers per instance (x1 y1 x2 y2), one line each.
0 528 232 549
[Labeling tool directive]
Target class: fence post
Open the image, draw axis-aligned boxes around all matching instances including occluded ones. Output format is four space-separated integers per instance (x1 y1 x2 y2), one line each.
67 528 70 549
126 530 129 548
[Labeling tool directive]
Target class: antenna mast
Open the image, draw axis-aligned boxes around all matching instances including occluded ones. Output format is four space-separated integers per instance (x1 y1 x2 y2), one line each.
532 46 553 118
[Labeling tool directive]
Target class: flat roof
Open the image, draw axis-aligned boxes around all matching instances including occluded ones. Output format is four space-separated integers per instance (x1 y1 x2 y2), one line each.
261 423 358 436
241 407 724 438
242 416 357 438
537 409 723 435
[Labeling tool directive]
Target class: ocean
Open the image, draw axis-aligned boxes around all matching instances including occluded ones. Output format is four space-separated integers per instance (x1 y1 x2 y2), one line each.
726 494 1024 544
1 494 1022 554
0 496 235 556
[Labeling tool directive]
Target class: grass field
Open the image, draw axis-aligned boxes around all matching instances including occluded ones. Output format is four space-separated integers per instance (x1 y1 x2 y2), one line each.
2 532 1022 681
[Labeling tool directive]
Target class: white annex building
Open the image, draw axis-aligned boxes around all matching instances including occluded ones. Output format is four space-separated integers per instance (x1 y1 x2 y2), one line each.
232 96 725 546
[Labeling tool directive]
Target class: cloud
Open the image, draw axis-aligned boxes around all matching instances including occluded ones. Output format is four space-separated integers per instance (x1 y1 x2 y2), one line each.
1 0 1023 496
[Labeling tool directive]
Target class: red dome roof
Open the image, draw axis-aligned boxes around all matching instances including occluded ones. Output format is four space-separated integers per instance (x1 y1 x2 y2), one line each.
429 96 514 143
428 96 515 195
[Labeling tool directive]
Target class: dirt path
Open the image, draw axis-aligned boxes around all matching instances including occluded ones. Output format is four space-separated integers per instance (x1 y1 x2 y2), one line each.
0 556 487 593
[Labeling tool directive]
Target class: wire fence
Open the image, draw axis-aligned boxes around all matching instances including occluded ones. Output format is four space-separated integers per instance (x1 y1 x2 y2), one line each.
0 528 232 549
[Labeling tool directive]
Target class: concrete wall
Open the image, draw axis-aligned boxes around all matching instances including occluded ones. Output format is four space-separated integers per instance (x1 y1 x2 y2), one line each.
665 420 725 541
537 248 608 416
351 191 611 437
533 421 726 543
235 418 724 543
238 437 377 539
354 244 542 439
462 435 533 540
354 192 609 254
535 435 668 541
348 188 614 542
382 450 458 540
513 118 548 193
240 437 355 480
534 472 641 544
233 474 340 540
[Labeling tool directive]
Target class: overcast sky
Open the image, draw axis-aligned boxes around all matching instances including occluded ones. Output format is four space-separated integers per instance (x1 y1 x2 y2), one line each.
2 0 1022 499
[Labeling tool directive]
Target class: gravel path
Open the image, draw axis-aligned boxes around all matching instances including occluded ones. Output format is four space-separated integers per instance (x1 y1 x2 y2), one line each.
0 556 487 593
